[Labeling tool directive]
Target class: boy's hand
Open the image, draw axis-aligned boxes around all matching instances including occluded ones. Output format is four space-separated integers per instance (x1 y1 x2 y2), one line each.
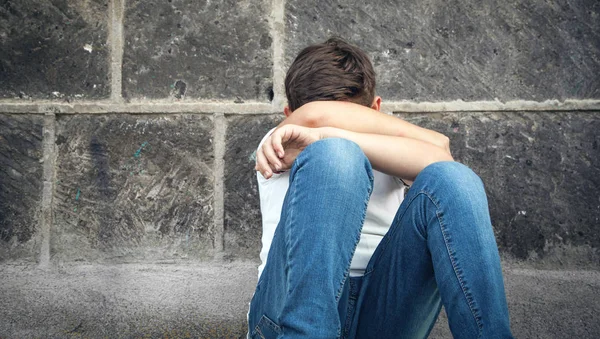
255 124 323 179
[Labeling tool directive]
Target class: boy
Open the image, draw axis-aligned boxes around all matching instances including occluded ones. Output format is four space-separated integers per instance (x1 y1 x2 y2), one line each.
249 38 513 339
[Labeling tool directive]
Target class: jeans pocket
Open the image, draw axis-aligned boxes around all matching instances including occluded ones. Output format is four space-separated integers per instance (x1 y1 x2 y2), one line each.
251 314 282 339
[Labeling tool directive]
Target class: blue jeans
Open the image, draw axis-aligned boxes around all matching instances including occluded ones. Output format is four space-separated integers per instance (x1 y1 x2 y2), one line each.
249 138 513 339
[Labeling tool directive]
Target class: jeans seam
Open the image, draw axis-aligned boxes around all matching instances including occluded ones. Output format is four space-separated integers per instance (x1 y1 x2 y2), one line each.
342 297 356 339
254 325 265 339
421 190 484 337
260 315 282 333
285 168 299 297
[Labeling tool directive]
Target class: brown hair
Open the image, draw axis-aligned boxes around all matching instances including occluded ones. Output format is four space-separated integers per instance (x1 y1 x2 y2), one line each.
285 37 376 111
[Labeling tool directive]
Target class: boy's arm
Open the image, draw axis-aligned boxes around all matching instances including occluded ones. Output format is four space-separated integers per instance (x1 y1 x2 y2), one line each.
256 124 454 182
279 101 451 154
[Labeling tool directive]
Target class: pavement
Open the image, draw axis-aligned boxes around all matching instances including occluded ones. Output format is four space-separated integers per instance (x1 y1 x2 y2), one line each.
0 260 598 338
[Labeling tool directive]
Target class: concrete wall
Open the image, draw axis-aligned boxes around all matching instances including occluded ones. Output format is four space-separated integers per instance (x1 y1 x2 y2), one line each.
1 0 599 338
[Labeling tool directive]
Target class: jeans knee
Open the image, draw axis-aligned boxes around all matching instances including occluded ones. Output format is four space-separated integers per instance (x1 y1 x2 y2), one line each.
419 161 485 197
417 162 493 236
296 138 373 184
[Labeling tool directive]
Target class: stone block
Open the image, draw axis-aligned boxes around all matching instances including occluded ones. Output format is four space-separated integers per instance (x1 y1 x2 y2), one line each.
0 0 110 99
398 111 600 266
123 0 273 101
224 114 283 258
53 114 214 262
286 0 600 101
0 114 44 261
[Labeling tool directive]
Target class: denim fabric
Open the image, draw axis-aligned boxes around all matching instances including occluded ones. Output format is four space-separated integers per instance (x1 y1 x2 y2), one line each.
249 138 513 339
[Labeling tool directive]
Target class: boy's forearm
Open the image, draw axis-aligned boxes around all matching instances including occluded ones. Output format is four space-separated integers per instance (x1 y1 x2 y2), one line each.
280 101 451 153
321 127 454 181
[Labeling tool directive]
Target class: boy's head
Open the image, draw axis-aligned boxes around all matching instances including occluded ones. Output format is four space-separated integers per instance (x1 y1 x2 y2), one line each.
284 37 378 113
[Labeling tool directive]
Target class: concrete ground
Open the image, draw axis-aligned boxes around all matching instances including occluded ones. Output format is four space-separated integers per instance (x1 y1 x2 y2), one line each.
0 261 598 339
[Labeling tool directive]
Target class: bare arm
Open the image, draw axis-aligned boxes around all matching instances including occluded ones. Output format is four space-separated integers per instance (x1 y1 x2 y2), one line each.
256 124 454 182
280 101 451 154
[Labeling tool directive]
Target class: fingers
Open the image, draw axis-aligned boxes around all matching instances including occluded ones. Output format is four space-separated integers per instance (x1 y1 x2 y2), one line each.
263 139 282 172
255 135 284 179
255 125 316 180
270 128 286 158
255 147 272 179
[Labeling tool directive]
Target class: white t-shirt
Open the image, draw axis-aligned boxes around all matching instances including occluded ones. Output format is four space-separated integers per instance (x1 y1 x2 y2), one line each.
256 129 406 279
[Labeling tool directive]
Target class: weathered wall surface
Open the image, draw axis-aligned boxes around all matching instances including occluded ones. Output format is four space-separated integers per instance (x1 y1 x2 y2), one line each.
122 0 273 100
52 114 215 262
1 0 599 338
400 111 600 264
0 0 110 99
224 114 282 258
0 115 44 260
286 0 600 101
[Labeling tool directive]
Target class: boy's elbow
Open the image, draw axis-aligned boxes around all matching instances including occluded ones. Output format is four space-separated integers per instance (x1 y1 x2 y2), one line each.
432 149 454 164
290 106 321 128
439 135 451 155
304 110 321 128
441 134 450 148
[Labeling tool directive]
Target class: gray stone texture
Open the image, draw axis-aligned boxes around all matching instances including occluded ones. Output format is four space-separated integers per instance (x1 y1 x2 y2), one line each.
0 0 110 100
286 0 600 101
123 0 273 101
398 111 600 266
0 115 44 261
0 262 255 338
1 262 599 338
224 114 283 258
53 114 215 262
